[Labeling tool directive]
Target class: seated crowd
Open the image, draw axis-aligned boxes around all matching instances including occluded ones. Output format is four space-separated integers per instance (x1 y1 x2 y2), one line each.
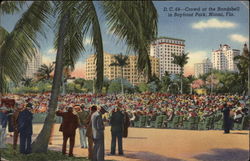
1 93 249 129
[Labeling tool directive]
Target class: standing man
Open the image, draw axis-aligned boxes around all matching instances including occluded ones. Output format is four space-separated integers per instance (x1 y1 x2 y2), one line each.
122 109 130 138
18 103 33 154
86 105 97 160
221 103 232 134
91 105 109 161
56 107 79 157
0 103 9 149
77 104 89 149
12 102 24 150
110 107 124 155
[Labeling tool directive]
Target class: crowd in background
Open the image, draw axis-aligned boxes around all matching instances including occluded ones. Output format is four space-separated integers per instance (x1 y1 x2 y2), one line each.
1 93 249 125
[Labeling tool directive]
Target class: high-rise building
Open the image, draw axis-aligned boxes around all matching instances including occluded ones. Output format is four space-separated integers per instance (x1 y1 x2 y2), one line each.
194 58 212 78
25 51 42 78
85 53 159 85
212 44 240 72
150 36 185 79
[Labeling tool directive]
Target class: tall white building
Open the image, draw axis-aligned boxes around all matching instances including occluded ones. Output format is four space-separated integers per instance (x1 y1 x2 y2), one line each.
212 44 240 72
25 51 42 78
150 36 185 79
194 58 212 78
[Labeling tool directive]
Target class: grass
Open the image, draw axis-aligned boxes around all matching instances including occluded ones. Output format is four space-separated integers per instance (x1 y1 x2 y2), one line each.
0 144 89 161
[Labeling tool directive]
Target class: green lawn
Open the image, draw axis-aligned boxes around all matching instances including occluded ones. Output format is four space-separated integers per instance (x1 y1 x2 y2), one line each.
0 144 89 161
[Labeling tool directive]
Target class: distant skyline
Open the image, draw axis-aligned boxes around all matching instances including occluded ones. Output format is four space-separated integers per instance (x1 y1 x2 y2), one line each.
1 1 249 78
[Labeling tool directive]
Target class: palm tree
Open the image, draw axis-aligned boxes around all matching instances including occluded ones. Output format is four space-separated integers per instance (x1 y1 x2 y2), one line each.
2 1 157 152
31 2 85 152
234 43 250 96
102 1 158 83
0 1 51 96
110 53 129 94
21 78 33 87
36 64 54 81
172 52 189 94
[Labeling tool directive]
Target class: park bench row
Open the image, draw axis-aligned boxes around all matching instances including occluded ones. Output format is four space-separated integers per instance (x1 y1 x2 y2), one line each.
132 114 250 130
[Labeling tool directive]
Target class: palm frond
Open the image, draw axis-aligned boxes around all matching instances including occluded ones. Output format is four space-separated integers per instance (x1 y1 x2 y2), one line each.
0 1 52 94
77 1 104 93
102 1 158 79
0 1 25 16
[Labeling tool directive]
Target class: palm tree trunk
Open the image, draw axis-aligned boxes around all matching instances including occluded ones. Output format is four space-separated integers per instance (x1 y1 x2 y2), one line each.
121 66 124 95
248 65 250 96
61 71 66 95
180 67 183 94
32 13 69 153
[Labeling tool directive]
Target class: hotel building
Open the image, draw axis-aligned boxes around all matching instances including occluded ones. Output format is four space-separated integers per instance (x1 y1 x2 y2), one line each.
194 58 212 78
150 37 185 79
85 53 159 85
212 44 240 72
25 51 42 78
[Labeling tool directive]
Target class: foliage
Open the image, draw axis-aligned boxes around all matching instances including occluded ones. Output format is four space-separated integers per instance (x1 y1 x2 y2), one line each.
21 78 33 87
0 2 51 94
1 144 89 161
108 78 135 94
138 82 149 93
102 1 158 82
160 72 171 92
171 52 189 94
13 81 52 94
73 78 85 89
36 64 54 81
110 53 129 94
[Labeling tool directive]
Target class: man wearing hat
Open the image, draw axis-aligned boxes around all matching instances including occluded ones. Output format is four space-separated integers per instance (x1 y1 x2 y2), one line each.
12 102 24 150
91 105 109 161
110 107 124 155
0 103 9 149
56 107 79 157
221 102 232 134
18 103 33 154
77 104 89 149
86 105 97 160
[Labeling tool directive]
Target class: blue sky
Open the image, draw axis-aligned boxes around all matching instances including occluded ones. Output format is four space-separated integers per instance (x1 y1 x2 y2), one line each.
1 1 249 76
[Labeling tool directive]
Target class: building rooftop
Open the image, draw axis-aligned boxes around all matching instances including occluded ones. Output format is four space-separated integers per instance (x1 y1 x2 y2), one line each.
156 36 185 41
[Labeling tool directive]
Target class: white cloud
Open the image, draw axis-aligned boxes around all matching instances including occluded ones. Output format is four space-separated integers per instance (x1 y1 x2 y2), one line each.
192 18 237 30
47 48 57 54
229 34 249 43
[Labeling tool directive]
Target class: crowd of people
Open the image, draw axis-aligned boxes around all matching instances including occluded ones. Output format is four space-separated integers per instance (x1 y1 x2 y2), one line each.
0 93 249 160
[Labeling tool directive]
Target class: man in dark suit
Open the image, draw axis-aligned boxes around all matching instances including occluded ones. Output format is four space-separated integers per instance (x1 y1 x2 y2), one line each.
56 107 79 157
18 103 33 154
12 102 24 150
221 103 232 134
110 107 124 155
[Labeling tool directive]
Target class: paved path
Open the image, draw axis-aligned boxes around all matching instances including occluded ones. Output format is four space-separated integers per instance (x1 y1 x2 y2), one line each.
7 124 249 161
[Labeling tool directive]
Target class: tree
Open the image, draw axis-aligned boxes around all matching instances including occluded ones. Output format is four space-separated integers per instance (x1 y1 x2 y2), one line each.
36 64 54 81
32 2 84 152
160 71 171 92
102 1 158 84
234 43 250 96
103 77 111 94
74 78 85 89
0 2 51 96
110 53 129 94
21 78 33 87
172 52 189 94
2 1 158 153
